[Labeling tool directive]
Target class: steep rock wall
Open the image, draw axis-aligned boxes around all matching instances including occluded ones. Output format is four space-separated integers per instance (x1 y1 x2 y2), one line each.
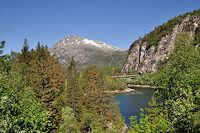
122 12 200 74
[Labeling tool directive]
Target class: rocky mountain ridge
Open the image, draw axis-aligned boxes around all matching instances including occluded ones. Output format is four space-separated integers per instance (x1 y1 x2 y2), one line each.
49 35 127 68
122 9 200 74
60 35 123 51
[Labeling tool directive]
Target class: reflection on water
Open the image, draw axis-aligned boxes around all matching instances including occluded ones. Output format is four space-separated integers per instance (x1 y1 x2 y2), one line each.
115 88 154 125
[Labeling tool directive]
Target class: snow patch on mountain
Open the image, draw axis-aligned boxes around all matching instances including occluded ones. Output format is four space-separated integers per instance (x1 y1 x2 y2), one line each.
49 35 127 68
60 35 123 51
82 39 103 48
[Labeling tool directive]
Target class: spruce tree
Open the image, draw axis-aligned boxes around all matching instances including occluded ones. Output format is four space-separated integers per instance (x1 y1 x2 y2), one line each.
0 41 5 56
66 58 83 120
15 39 32 86
0 41 5 70
81 65 101 113
82 66 113 116
29 44 64 130
20 38 30 64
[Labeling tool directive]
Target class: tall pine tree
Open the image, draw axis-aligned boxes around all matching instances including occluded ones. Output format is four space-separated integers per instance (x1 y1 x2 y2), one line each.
15 39 32 87
19 39 31 64
29 43 64 131
66 58 83 120
0 41 5 56
80 65 118 131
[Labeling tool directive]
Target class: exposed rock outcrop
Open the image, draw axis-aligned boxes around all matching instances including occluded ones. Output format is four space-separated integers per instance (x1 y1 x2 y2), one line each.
122 10 200 74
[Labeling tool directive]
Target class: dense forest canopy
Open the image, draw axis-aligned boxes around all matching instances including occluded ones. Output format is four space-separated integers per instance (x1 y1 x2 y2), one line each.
0 40 125 132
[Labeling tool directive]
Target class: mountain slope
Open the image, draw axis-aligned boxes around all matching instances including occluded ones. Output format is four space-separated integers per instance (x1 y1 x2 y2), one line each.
49 35 127 68
122 9 200 74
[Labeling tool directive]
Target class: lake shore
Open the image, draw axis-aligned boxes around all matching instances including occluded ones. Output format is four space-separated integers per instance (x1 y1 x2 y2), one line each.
104 84 162 94
127 84 163 89
104 88 135 94
115 87 154 126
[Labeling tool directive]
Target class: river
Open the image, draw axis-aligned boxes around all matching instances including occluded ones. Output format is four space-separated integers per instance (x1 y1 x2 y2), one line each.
115 88 154 125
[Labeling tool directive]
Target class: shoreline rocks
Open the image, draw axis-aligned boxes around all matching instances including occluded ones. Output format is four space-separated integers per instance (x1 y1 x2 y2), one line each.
104 88 135 94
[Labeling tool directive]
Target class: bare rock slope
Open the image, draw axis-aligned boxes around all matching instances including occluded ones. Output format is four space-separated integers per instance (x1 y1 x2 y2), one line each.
122 10 200 74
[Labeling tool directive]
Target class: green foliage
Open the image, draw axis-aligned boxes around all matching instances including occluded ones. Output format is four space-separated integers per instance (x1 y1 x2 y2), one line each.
104 76 126 90
129 9 200 50
131 33 200 87
0 40 125 133
0 41 5 55
155 35 200 132
0 41 12 74
81 110 124 133
143 15 183 49
0 45 51 132
100 66 121 76
18 38 31 64
59 106 79 133
99 67 126 91
17 87 51 132
129 33 200 132
29 44 65 130
129 73 154 86
129 97 174 133
80 65 124 132
66 58 83 120
193 26 200 46
0 76 50 132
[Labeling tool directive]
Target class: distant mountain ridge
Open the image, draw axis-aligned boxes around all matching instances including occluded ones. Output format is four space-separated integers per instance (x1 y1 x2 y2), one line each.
49 35 127 68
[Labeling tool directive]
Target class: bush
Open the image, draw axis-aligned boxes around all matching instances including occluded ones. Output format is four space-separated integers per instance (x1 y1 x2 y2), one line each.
0 85 50 132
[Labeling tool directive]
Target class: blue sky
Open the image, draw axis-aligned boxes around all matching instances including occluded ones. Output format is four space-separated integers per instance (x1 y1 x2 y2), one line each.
0 0 200 54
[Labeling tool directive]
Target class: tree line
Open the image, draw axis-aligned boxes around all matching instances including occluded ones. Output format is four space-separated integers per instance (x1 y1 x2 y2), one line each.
0 40 124 133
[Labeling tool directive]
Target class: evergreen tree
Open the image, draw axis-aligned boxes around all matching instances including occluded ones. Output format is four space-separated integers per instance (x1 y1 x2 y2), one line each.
14 39 32 86
81 65 102 113
19 38 30 64
0 64 50 132
0 41 11 74
83 66 114 117
59 106 79 133
0 41 5 56
0 41 5 70
29 44 64 130
81 65 119 132
66 58 83 120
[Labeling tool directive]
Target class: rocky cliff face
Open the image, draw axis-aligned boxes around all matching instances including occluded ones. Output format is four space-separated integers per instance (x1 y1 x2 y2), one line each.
122 10 200 74
49 35 127 68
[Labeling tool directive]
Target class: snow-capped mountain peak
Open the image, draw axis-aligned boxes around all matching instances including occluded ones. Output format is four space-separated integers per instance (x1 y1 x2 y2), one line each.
59 35 123 51
82 39 103 48
49 35 127 68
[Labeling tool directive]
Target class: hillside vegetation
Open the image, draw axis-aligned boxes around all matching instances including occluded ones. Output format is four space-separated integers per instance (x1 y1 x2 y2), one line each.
0 41 125 133
123 9 200 74
1 8 200 133
131 9 200 51
129 33 200 133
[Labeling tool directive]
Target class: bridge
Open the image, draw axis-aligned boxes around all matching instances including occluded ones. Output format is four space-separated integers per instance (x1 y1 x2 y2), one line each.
111 74 139 79
111 74 164 89
111 74 139 84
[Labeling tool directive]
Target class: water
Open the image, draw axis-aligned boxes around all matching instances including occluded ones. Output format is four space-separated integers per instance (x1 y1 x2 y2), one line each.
115 88 154 125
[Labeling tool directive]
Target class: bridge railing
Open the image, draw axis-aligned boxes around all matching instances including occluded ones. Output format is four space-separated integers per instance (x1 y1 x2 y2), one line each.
111 75 139 79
